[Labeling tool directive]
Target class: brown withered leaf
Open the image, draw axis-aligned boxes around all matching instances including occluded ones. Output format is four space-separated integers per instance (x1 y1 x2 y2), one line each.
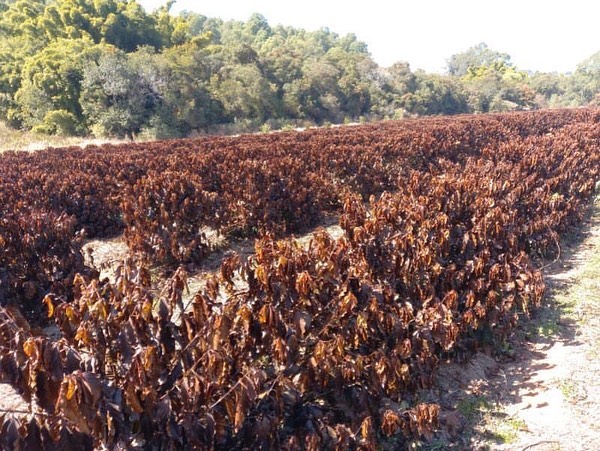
360 416 376 450
125 383 144 414
0 416 20 450
234 393 247 433
381 409 402 436
293 311 312 337
42 294 55 318
273 337 288 364
23 338 39 361
339 291 357 317
295 271 313 297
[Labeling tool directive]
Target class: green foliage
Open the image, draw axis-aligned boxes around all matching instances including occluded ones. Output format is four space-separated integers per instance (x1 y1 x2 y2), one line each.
102 1 163 51
13 37 101 133
211 63 279 123
283 59 342 123
0 0 182 132
81 48 159 138
529 72 568 107
404 72 470 115
133 43 225 138
447 42 512 77
460 61 535 112
0 1 598 138
0 0 388 136
33 109 80 135
571 51 600 105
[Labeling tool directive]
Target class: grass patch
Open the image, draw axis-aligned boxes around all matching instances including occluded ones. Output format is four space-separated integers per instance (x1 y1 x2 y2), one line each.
457 396 493 421
1 121 76 152
534 320 561 338
487 417 527 444
525 196 600 342
556 377 587 403
480 411 527 445
523 297 566 341
559 379 578 400
454 395 528 446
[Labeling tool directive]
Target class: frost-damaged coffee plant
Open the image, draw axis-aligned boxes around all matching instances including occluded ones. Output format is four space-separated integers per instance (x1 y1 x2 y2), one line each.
0 109 598 449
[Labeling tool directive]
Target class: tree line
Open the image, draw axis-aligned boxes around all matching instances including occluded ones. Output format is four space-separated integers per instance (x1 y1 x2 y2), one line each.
0 0 598 139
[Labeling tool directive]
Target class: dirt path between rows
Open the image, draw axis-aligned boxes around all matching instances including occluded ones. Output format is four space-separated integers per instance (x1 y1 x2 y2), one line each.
425 197 600 450
81 217 343 303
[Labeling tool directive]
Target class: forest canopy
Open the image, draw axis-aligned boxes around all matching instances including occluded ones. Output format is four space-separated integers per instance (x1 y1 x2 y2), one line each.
0 0 598 138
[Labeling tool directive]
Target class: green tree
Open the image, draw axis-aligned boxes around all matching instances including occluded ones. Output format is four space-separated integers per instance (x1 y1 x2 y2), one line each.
569 51 600 105
283 58 342 123
325 44 376 119
374 61 418 118
529 71 568 107
447 42 512 76
244 13 272 42
0 0 193 132
0 0 47 123
80 47 160 138
461 62 535 112
102 1 163 51
404 72 470 115
13 37 104 133
37 0 170 50
12 2 581 138
132 42 225 138
210 63 279 124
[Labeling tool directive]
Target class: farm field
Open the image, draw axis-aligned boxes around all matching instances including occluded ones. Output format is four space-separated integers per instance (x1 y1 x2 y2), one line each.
0 109 599 449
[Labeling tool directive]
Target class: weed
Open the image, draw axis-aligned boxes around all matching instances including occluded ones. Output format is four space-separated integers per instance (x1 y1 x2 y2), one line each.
492 417 527 443
559 379 577 400
457 395 492 421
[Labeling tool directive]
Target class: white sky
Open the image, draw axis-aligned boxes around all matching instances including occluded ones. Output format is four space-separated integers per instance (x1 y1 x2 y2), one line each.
139 0 599 73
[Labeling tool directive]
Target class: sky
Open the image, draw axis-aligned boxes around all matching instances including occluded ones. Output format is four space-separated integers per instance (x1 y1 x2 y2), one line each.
139 0 599 73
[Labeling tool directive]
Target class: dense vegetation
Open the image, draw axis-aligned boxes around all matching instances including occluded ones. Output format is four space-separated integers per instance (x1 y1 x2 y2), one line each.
0 109 599 448
0 0 598 139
